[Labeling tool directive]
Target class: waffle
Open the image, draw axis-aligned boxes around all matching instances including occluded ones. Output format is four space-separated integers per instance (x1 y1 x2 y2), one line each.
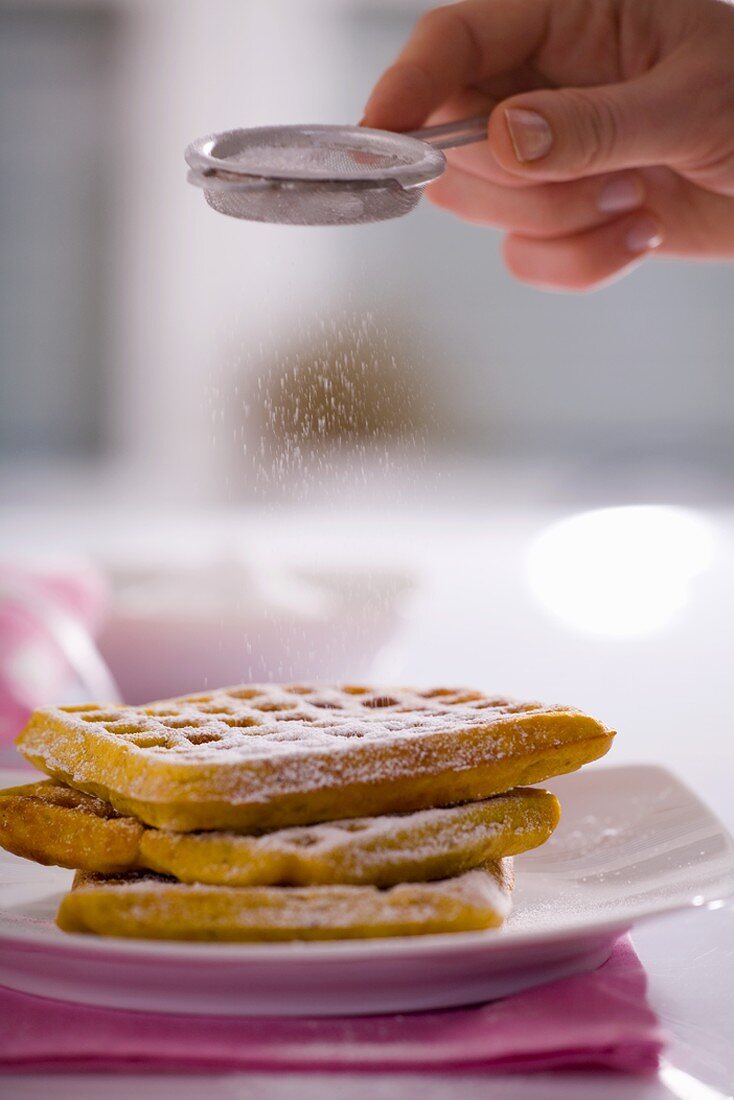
0 779 559 886
17 683 614 831
0 780 143 873
56 861 514 941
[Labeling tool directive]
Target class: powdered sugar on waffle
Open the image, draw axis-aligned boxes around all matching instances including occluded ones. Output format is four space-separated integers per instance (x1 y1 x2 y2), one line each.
20 683 608 810
69 859 514 933
254 795 540 864
2 779 554 885
53 684 553 761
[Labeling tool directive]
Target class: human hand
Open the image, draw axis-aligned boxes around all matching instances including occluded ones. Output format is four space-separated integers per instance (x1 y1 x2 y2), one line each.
363 0 734 291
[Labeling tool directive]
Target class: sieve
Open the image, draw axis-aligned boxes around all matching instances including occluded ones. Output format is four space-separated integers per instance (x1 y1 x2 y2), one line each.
185 115 488 226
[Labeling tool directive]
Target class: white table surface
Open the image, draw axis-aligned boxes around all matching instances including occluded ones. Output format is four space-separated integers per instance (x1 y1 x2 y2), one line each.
2 488 734 1098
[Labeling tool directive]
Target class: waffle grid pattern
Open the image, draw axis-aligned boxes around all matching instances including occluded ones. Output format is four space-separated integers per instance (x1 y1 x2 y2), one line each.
56 685 549 761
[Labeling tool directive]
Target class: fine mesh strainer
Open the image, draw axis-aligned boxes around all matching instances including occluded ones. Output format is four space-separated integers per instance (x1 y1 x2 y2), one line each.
185 116 487 226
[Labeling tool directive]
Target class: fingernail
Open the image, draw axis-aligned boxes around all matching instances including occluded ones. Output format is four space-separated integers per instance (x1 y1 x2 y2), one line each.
625 215 663 253
598 175 645 214
505 108 553 163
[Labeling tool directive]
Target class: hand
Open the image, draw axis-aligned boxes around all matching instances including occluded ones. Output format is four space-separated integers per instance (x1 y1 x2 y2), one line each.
362 0 734 291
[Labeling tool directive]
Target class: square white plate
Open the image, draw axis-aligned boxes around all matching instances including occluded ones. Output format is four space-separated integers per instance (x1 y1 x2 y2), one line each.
0 763 732 1016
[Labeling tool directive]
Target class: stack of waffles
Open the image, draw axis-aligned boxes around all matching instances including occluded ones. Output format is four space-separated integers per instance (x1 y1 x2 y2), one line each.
0 684 614 941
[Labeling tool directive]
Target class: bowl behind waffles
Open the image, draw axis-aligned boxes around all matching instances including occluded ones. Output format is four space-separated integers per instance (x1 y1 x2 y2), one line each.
1 683 614 942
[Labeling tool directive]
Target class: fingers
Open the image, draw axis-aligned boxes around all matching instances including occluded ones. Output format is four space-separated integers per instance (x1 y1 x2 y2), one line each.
488 60 706 182
429 164 734 289
362 0 549 131
421 90 539 189
503 211 663 291
428 166 646 237
633 167 734 258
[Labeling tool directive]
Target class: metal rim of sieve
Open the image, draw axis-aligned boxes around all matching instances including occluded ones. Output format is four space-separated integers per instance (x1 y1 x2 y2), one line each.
184 124 447 193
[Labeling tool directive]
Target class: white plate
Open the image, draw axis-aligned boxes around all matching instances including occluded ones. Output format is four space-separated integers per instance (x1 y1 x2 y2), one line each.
0 763 733 1016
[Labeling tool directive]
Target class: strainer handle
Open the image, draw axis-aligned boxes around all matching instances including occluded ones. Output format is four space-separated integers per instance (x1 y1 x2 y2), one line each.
409 114 488 151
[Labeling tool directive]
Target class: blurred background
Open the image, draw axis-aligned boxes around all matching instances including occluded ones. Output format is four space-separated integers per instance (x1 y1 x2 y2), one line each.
1 0 733 818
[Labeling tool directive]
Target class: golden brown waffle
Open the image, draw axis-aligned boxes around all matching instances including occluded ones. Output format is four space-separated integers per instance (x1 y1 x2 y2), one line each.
56 861 514 941
18 683 614 831
0 779 559 886
0 779 143 873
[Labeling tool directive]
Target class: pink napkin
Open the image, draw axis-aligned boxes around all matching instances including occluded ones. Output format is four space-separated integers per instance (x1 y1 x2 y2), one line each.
0 937 663 1075
0 562 108 745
